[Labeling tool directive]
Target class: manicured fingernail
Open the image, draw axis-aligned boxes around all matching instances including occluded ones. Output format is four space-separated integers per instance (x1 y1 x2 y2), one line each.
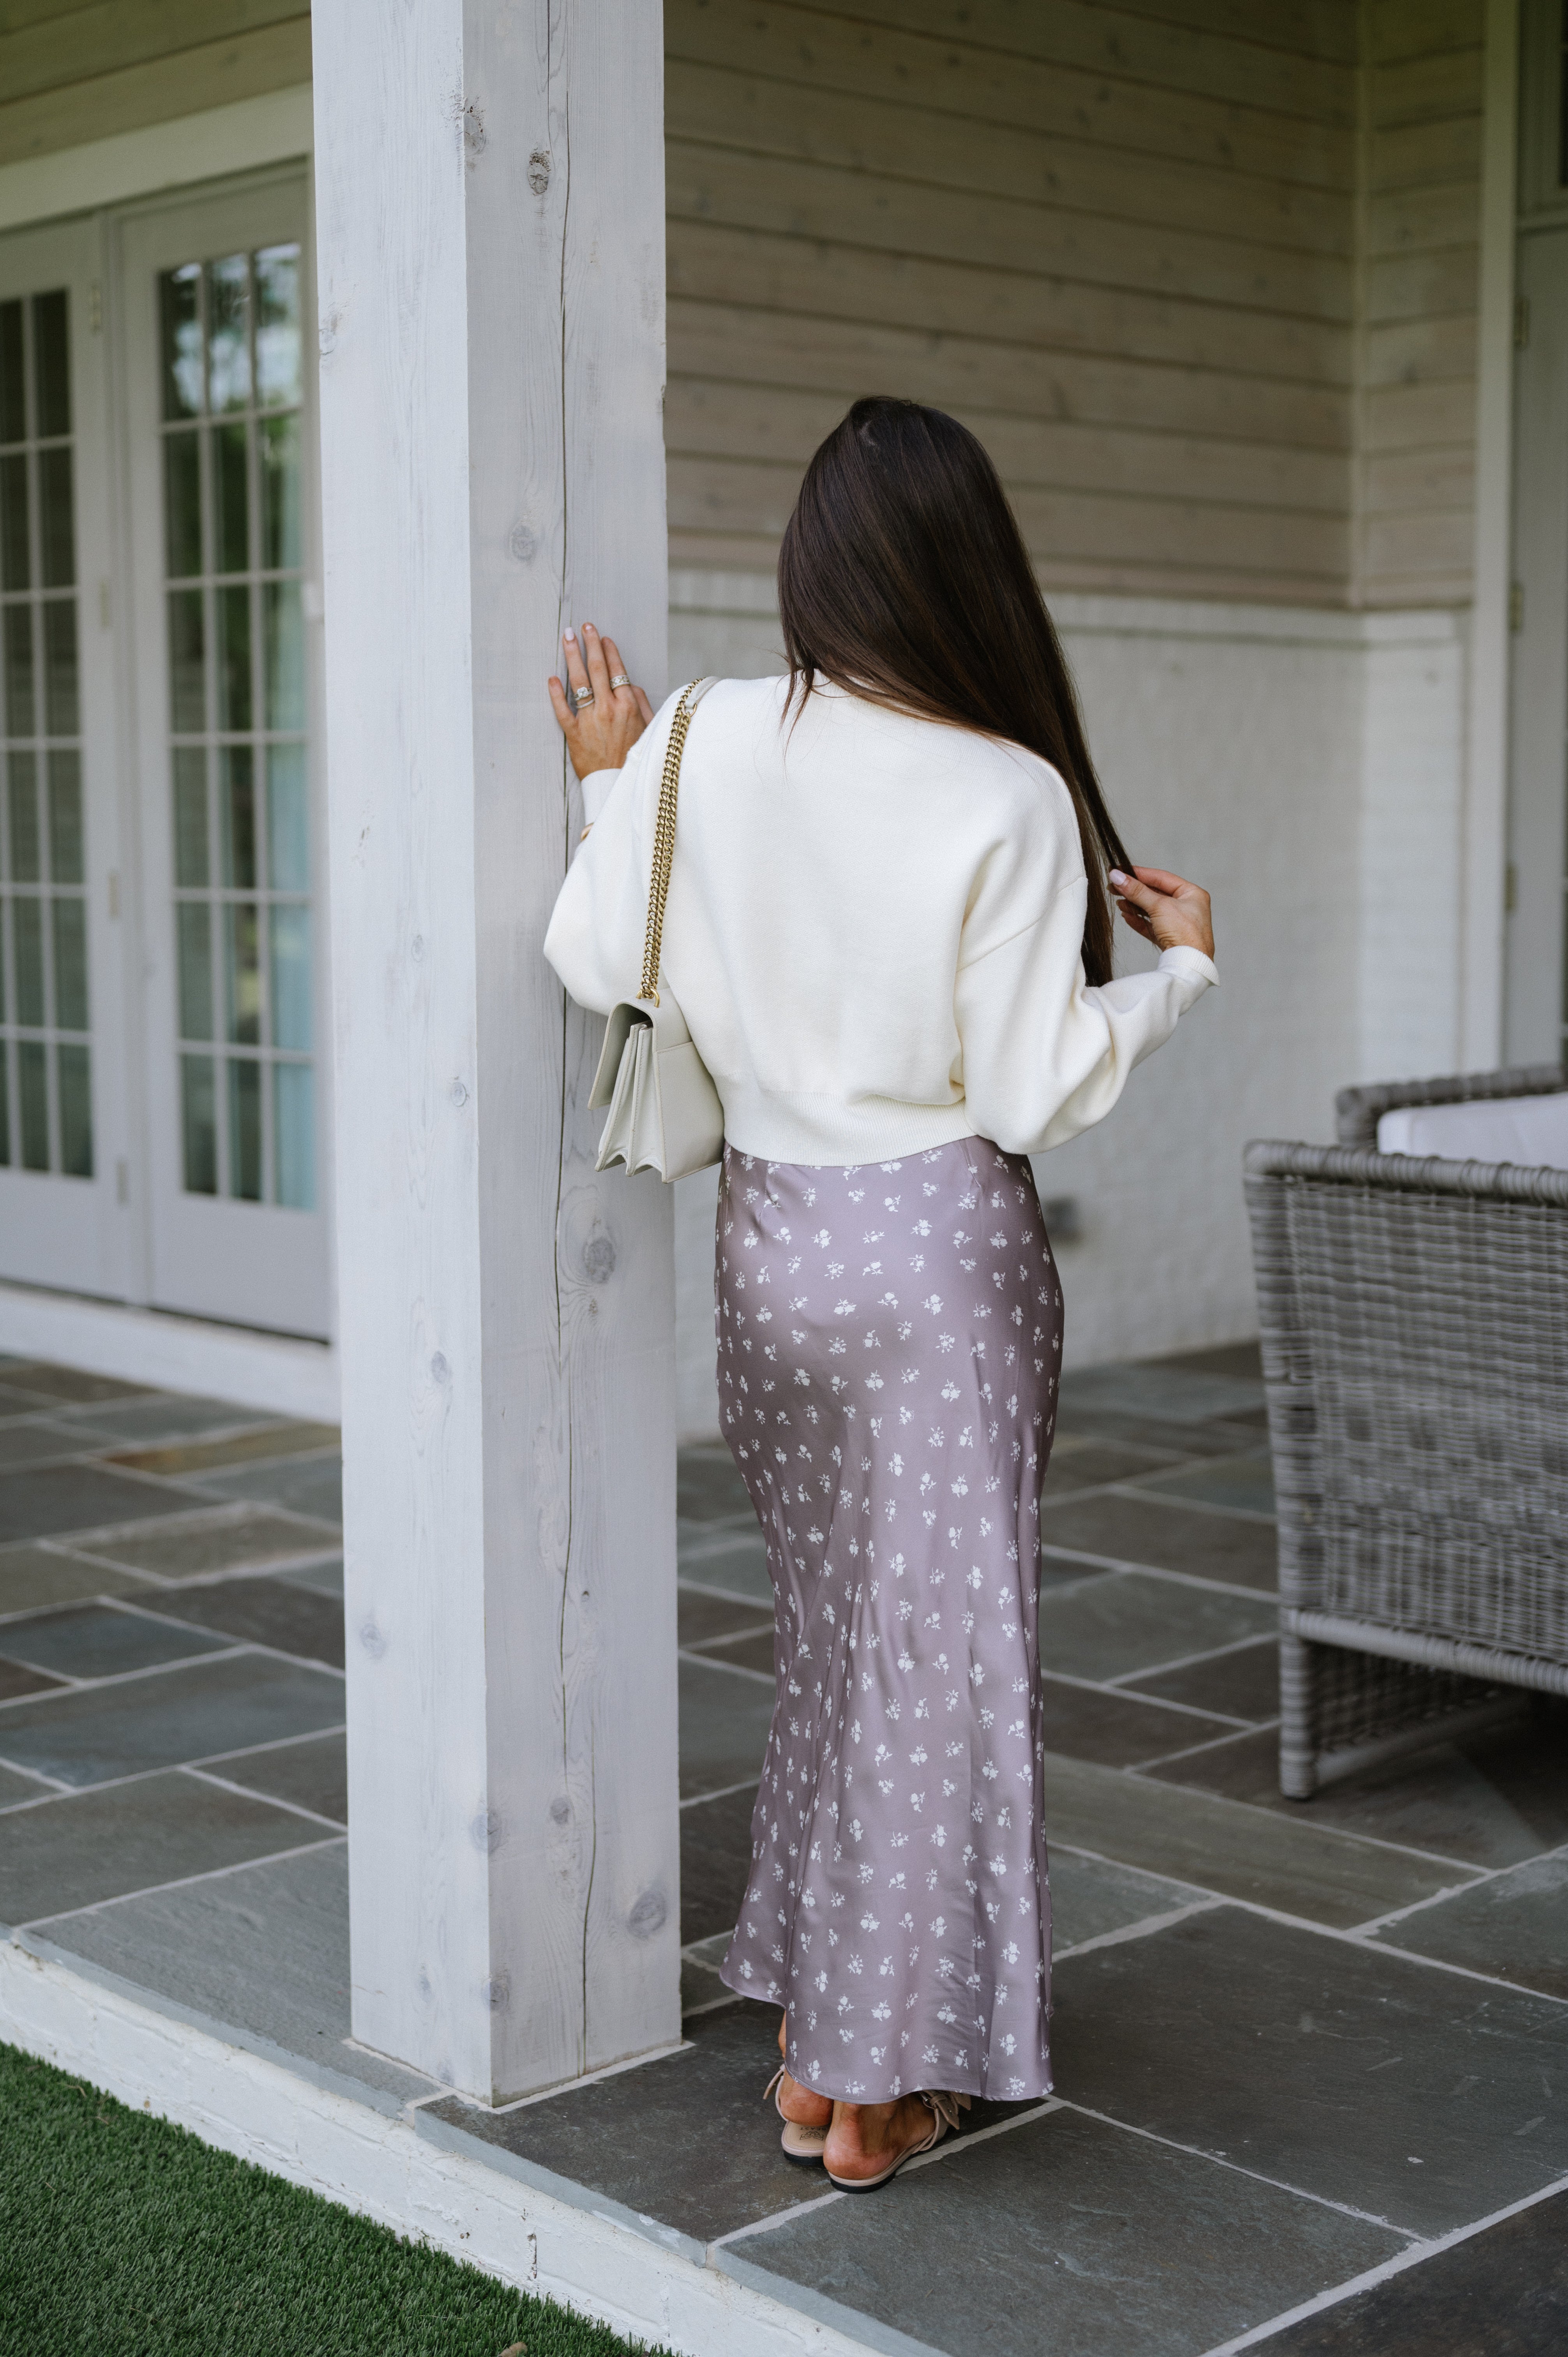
584 622 597 635
563 627 576 642
1109 869 1128 887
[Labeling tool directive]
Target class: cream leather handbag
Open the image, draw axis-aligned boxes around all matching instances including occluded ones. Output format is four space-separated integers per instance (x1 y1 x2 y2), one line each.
589 678 725 1181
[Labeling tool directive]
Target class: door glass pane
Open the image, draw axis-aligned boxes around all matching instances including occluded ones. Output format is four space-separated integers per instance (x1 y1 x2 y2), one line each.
157 240 313 1210
214 420 248 574
18 1036 47 1168
38 447 73 587
0 290 92 1183
180 1052 216 1192
173 747 209 887
228 1055 261 1199
163 429 201 578
0 453 27 590
0 303 23 444
57 1041 91 1175
274 1060 313 1209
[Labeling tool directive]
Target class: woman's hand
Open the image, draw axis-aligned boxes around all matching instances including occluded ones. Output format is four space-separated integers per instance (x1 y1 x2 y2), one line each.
1109 866 1215 961
548 622 654 782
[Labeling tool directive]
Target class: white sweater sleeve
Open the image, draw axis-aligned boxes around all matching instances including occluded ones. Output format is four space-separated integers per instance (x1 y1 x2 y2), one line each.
540 738 659 1016
955 876 1217 1156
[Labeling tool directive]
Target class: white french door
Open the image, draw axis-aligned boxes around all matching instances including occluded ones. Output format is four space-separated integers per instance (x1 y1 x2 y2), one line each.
0 217 126 1299
1506 226 1568 1067
120 176 331 1338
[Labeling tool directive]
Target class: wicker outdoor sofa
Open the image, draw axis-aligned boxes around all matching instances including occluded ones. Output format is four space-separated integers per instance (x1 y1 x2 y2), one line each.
1243 1062 1568 1800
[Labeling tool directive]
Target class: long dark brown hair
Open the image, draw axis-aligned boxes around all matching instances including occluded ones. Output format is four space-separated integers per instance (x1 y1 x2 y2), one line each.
777 397 1131 987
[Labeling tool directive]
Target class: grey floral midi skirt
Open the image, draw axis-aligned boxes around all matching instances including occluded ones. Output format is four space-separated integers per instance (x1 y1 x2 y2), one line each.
715 1136 1062 2104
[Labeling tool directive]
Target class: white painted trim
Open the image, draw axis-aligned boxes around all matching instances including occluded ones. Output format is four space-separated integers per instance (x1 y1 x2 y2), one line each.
669 569 1464 653
0 1279 338 1421
0 86 314 235
1462 0 1522 1070
0 1935 882 2357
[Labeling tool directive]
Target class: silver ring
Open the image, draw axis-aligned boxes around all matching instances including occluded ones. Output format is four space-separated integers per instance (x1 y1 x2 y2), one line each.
572 685 595 708
609 673 629 690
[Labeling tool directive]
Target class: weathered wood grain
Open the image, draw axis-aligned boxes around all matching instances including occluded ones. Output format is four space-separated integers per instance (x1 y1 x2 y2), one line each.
0 15 310 166
0 0 304 101
315 0 677 2104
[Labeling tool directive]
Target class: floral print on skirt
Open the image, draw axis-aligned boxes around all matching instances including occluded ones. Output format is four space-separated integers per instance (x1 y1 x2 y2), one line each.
715 1136 1062 2103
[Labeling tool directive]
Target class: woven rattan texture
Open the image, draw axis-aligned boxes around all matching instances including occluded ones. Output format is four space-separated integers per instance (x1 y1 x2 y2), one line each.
1245 1131 1568 1793
1334 1062 1566 1150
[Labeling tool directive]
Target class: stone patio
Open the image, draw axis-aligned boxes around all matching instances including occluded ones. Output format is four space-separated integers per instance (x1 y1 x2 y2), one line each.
0 1343 1565 2355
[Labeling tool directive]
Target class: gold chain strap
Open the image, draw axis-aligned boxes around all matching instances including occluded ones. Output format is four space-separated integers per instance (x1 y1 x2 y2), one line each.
639 681 700 1005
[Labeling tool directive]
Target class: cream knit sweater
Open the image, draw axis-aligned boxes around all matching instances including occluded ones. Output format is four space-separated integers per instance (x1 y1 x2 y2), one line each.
543 675 1216 1166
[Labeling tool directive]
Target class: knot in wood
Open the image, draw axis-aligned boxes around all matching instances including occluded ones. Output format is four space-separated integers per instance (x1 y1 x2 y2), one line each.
430 1351 450 1385
582 1232 616 1283
528 147 551 195
627 1888 667 1940
359 1618 386 1659
471 1806 502 1852
508 522 536 563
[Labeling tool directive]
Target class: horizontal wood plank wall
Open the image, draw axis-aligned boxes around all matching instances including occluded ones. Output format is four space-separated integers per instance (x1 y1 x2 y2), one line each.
664 0 1365 604
1359 0 1485 606
0 2 311 168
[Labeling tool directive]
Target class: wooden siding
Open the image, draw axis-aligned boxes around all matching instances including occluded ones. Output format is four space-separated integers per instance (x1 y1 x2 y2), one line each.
0 3 311 168
664 0 1365 603
1358 0 1485 606
0 0 1488 610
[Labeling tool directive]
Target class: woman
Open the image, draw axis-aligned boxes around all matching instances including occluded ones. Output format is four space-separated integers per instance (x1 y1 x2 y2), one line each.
543 399 1216 2191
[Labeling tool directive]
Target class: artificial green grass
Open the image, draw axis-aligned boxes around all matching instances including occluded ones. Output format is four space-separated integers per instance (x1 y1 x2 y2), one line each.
0 2038 669 2356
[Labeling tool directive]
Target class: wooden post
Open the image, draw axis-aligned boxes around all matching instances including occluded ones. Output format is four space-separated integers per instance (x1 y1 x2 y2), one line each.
312 0 677 2101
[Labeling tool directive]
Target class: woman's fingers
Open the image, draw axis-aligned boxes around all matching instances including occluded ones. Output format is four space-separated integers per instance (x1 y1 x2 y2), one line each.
547 675 576 732
580 622 613 701
1109 866 1215 961
598 633 634 702
560 627 592 703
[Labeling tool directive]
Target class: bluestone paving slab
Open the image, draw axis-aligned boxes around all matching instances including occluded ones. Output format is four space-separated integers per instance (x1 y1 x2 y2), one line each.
0 1600 231 1679
1038 1673 1231 1768
0 1364 148 1406
0 1649 344 1786
1125 1634 1282 1725
0 1656 63 1701
276 1555 344 1599
1037 1569 1275 1683
1039 1752 1475 1926
1059 1364 1265 1424
723 2102 1401 2357
156 1573 345 1669
1051 1905 1568 2235
192 1453 343 1526
202 1730 347 1824
66 1394 277 1444
678 1655 774 1799
1049 1849 1206 1951
680 1783 756 1943
106 1421 339 1477
0 1769 322 1926
676 1448 754 1523
1372 1849 1568 1998
1041 1490 1277 1591
0 1761 49 1806
1041 1437 1181 1497
0 1380 63 1414
1145 1710 1568 1873
77 1505 339 1579
1254 2186 1568 2355
1127 1451 1277 1516
1149 1341 1263 1382
0 1419 105 1471
680 1953 732 2017
676 1585 773 1649
34 1840 433 2106
694 1628 775 1677
0 1463 205 1545
1054 1405 1270 1459
0 1545 152 1615
425 2002 1036 2253
676 1528 772 1604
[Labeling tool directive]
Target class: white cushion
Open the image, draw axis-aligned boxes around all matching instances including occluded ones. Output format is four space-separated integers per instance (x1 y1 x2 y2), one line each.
1376 1092 1568 1168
